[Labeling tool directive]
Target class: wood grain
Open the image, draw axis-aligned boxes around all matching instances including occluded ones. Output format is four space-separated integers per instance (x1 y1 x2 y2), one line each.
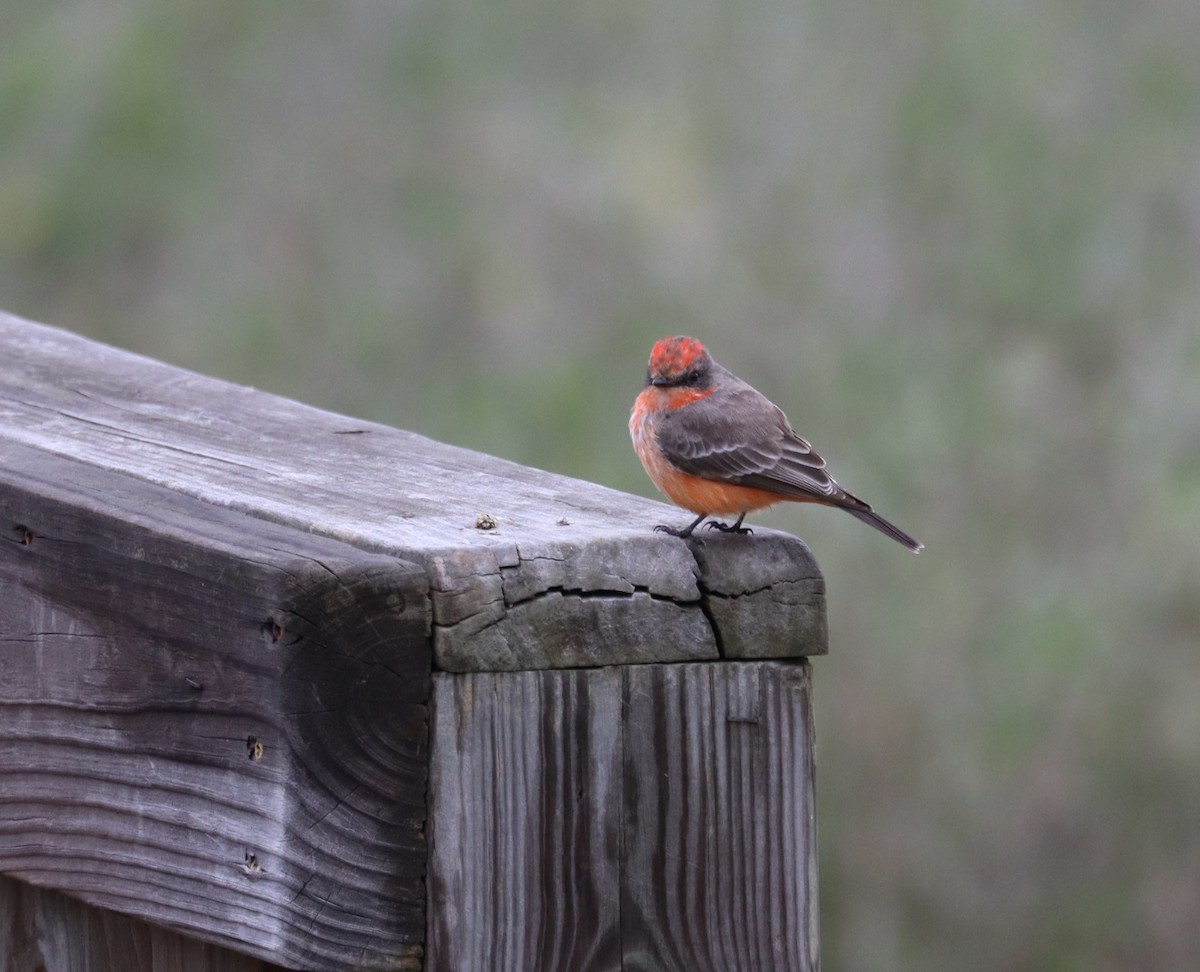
427 662 817 972
621 662 819 972
0 311 826 670
427 668 623 972
0 444 430 970
0 874 285 972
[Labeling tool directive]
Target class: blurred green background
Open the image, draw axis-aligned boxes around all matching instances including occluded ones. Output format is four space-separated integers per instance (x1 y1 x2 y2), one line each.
3 1 1198 968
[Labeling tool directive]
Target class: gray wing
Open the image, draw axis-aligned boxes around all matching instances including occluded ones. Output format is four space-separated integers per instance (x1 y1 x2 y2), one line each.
656 381 859 506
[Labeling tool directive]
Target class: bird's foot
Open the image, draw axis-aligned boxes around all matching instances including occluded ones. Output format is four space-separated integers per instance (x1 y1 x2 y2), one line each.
654 512 708 540
705 517 752 535
654 523 703 541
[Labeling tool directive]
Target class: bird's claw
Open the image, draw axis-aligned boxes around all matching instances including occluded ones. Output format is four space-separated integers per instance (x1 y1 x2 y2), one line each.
654 524 703 542
705 520 753 535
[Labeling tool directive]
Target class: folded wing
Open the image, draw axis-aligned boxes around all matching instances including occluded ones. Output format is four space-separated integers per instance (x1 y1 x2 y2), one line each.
656 384 854 505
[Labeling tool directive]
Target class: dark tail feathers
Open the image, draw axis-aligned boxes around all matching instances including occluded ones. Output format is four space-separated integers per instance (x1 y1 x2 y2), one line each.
843 505 924 553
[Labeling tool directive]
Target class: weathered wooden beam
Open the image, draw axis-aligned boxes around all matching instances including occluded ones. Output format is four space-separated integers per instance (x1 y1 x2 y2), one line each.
0 311 827 969
0 312 825 670
427 661 818 972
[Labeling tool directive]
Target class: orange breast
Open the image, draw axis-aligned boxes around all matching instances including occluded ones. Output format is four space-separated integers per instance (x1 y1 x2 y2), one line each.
649 468 788 516
630 390 796 516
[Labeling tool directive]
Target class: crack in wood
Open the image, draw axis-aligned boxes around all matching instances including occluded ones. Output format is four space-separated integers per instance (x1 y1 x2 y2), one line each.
695 587 727 660
6 397 266 472
502 583 697 612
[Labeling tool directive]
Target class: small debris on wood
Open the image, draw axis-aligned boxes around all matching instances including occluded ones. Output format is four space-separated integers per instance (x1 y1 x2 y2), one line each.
475 512 497 531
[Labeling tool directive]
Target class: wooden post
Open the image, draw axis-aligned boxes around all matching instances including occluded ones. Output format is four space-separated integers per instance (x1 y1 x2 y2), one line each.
0 311 826 971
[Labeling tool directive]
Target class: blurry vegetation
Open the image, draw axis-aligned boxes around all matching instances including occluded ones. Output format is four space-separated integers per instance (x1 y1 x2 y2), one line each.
3 0 1199 968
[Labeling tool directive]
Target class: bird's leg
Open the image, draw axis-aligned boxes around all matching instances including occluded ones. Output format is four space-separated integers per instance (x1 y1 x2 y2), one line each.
654 512 708 539
705 513 752 535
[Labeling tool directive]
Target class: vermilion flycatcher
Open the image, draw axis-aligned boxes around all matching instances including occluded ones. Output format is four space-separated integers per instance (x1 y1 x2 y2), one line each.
630 336 923 551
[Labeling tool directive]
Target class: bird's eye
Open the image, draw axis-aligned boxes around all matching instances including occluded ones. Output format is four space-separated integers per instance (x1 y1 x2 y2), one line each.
685 370 701 384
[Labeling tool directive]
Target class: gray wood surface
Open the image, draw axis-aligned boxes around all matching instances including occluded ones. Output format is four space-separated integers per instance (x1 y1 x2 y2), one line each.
0 311 825 670
428 668 623 972
0 444 430 970
428 661 818 972
620 662 819 972
0 874 285 972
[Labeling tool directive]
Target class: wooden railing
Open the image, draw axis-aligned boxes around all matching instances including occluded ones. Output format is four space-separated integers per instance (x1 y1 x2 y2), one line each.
0 311 824 972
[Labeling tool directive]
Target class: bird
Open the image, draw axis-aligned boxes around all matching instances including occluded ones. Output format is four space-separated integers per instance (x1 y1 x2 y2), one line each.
629 335 923 552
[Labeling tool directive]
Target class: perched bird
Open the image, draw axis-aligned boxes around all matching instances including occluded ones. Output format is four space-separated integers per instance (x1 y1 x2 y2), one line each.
630 336 923 552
